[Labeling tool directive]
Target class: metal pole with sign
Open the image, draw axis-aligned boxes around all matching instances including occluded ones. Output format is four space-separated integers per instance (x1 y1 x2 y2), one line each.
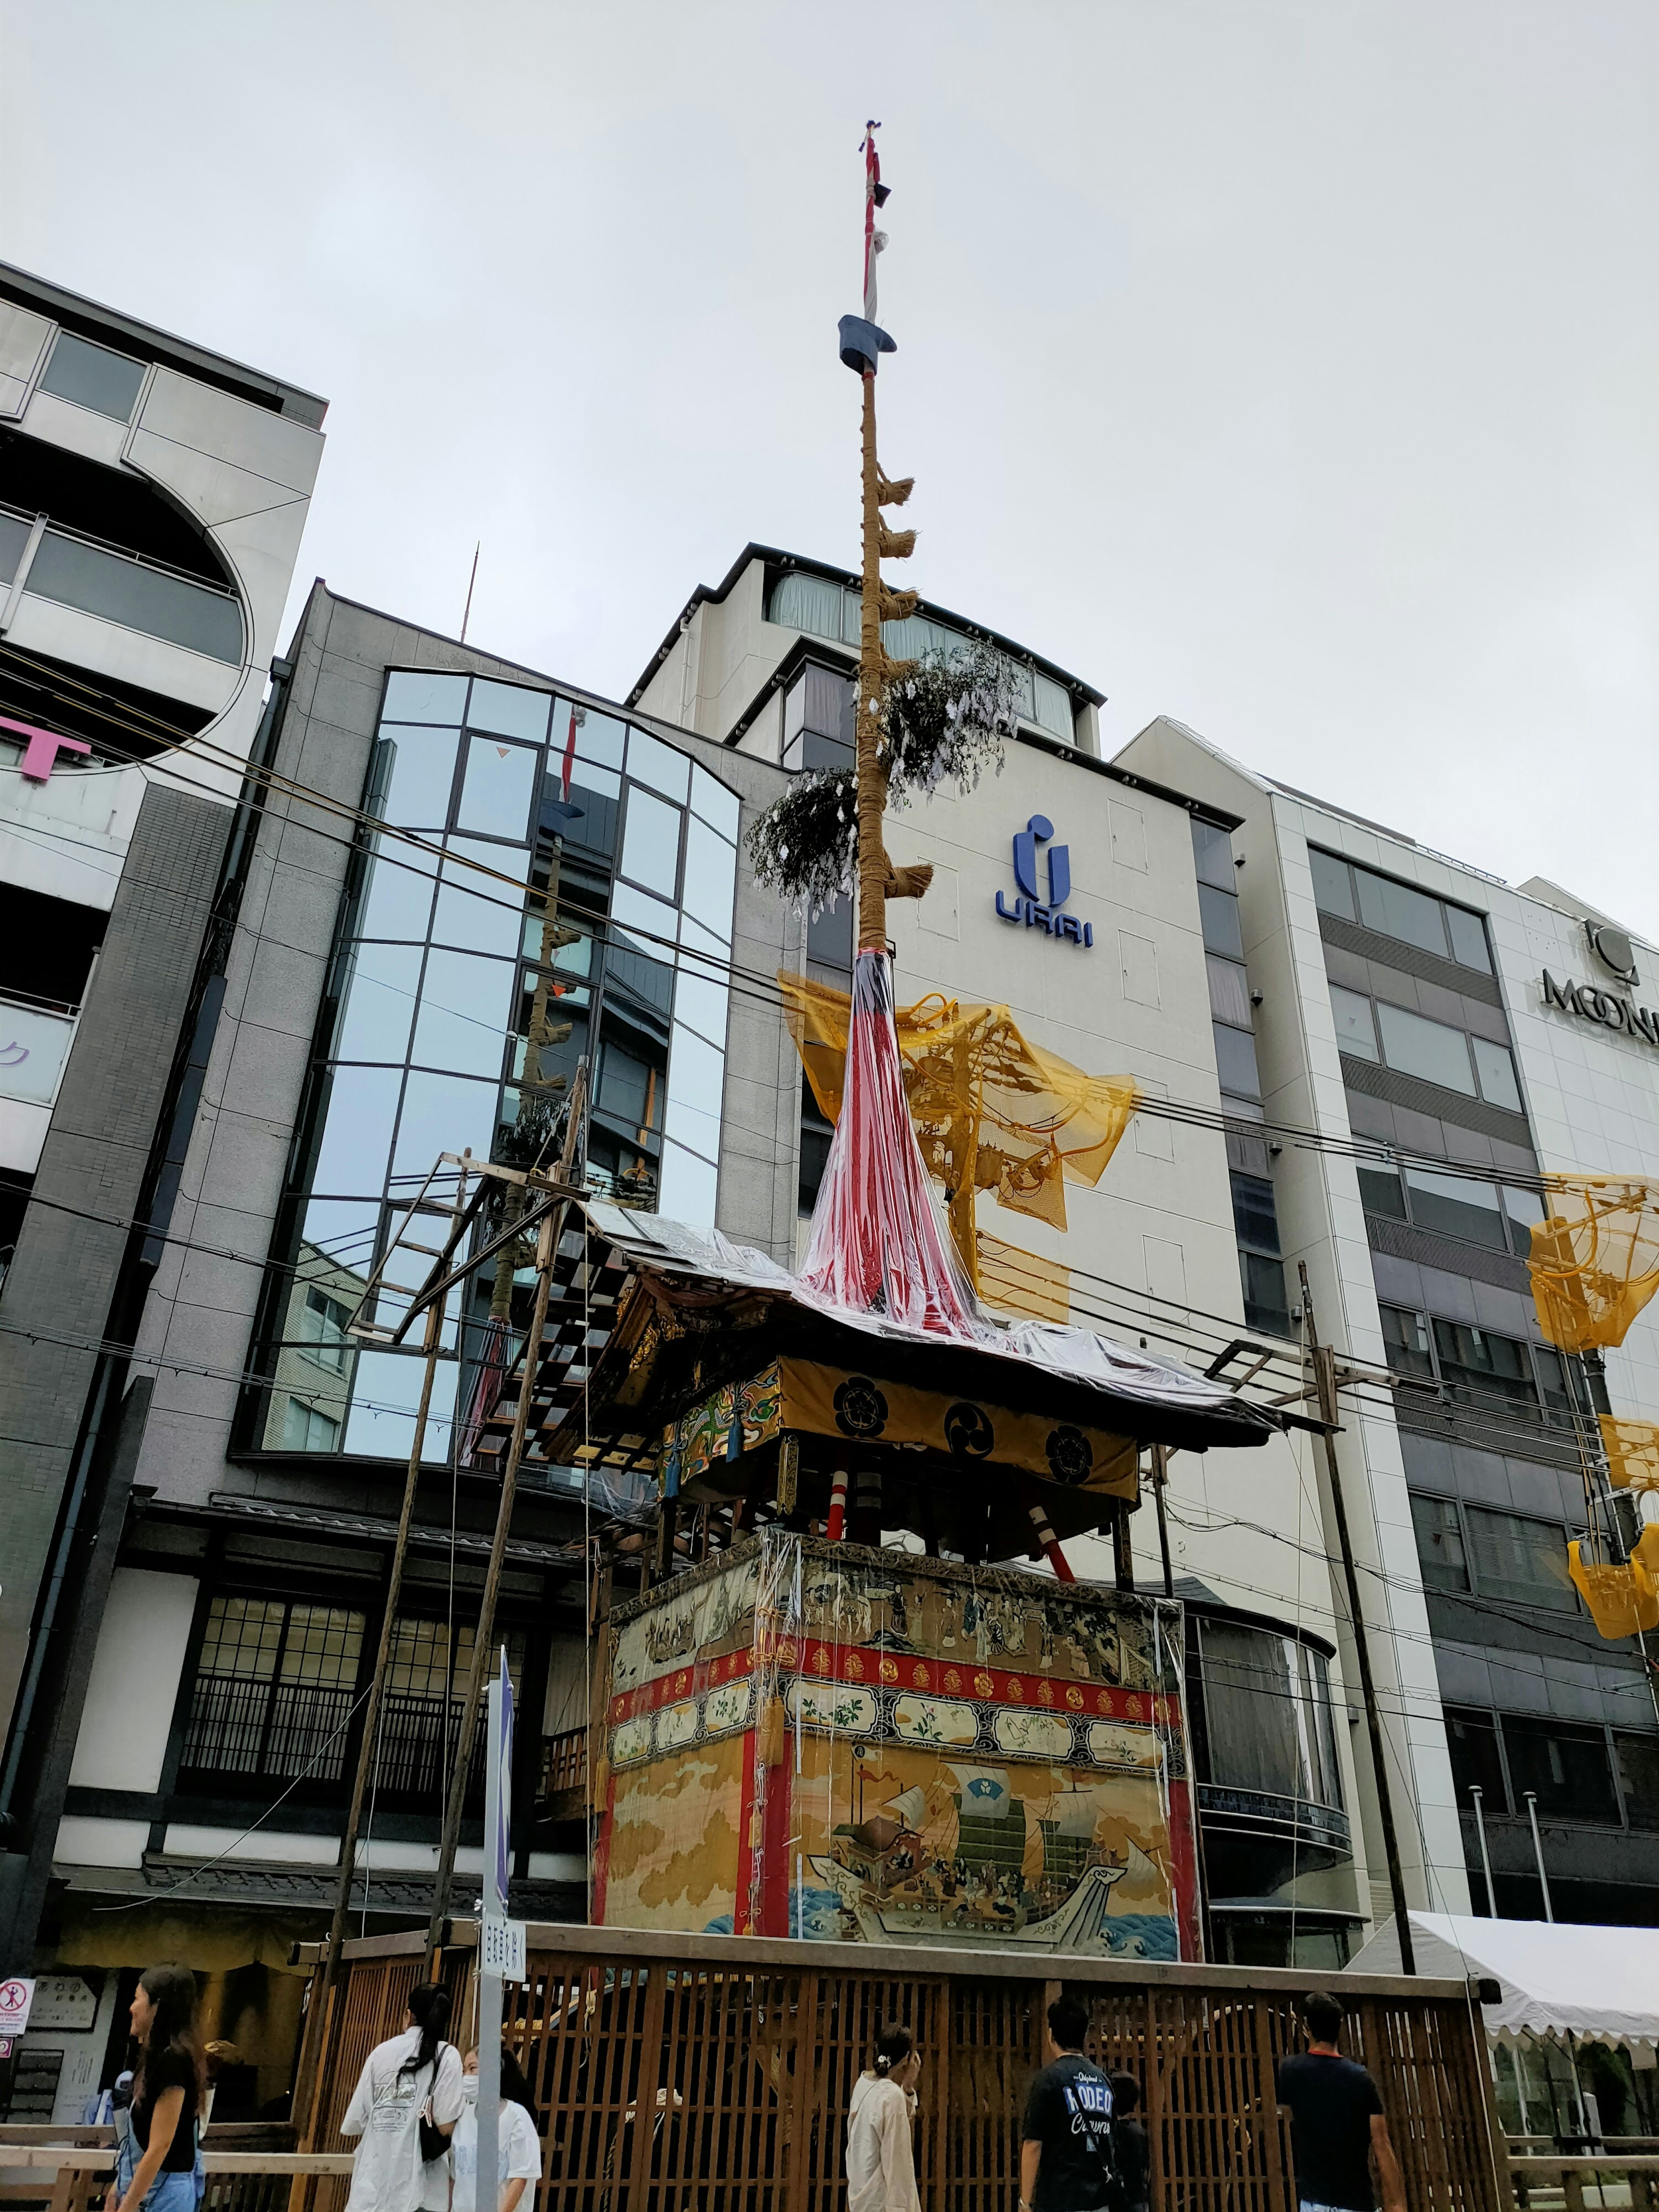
475 1649 525 2212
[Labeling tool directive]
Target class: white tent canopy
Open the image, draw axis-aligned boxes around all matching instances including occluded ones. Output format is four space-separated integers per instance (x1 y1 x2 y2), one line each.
1349 1912 1659 2052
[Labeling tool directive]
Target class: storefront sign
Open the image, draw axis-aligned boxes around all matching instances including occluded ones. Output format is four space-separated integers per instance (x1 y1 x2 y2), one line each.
27 1976 98 2031
994 814 1093 947
0 716 92 782
1542 972 1659 1049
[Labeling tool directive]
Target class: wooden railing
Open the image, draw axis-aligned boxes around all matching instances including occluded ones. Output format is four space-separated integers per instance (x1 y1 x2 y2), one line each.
1509 2157 1659 2212
293 1922 1506 2212
0 2131 352 2212
538 1726 587 1802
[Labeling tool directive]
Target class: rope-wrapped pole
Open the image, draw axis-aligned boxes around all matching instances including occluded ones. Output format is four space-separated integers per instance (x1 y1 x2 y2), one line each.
856 372 888 953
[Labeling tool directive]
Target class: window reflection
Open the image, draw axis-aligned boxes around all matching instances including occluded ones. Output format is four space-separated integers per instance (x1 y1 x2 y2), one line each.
625 728 690 805
672 966 728 1050
432 839 525 958
375 727 458 828
392 1070 499 1179
458 734 537 842
311 1065 400 1195
666 1023 724 1156
333 942 422 1064
355 839 439 942
682 815 737 939
658 1140 719 1227
410 948 515 1079
467 680 551 744
690 765 741 842
619 785 682 898
383 671 467 725
343 1349 458 1459
610 880 676 958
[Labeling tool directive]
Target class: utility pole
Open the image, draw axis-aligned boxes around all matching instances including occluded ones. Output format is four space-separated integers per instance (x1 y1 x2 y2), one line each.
426 1065 587 1963
1298 1262 1416 1976
1150 1443 1175 1598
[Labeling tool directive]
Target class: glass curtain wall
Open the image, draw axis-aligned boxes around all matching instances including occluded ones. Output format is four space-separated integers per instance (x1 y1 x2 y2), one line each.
251 668 740 1459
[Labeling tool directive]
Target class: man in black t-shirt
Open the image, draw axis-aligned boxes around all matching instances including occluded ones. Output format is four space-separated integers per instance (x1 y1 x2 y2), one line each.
1276 1993 1405 2212
1020 1993 1118 2212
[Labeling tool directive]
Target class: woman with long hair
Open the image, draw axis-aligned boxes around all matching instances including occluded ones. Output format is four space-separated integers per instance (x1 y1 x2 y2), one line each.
423 2046 542 2212
845 2023 922 2212
108 1964 205 2212
341 1982 465 2212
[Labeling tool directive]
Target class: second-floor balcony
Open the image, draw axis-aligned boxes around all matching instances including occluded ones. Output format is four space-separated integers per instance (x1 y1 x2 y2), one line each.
1 499 243 673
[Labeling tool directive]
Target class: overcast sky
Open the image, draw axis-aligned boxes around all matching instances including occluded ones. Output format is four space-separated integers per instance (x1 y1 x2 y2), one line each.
5 2 1656 932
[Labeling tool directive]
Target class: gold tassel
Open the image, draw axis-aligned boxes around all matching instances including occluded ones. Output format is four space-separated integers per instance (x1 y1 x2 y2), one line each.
776 1433 800 1515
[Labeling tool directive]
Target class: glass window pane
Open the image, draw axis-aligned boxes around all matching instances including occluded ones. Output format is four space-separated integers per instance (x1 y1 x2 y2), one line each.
39 332 146 420
679 912 728 966
374 727 458 829
343 1348 458 1460
382 671 467 725
673 967 728 1050
1214 1023 1261 1100
301 1198 382 1278
626 728 691 805
356 839 438 942
1190 818 1236 893
1354 866 1451 957
1197 882 1244 959
29 530 242 664
620 786 683 898
1230 1171 1280 1254
767 569 851 642
1446 904 1493 972
691 765 741 842
1433 1319 1536 1401
1444 1705 1506 1808
467 680 550 744
279 1605 364 1685
0 1003 74 1105
334 942 422 1063
666 1024 725 1161
457 734 537 842
1411 1493 1469 1591
1376 1002 1475 1093
311 1066 401 1195
1471 1035 1522 1112
1503 1184 1547 1258
658 1138 719 1227
1501 1713 1619 1819
1240 1250 1290 1334
1329 984 1379 1060
1357 1166 1407 1220
1207 955 1252 1029
391 1070 498 1180
1614 1732 1659 1829
1308 847 1355 920
1031 671 1072 740
553 767 619 858
611 880 677 959
557 701 626 772
1378 1303 1433 1377
1405 1166 1507 1249
198 1596 286 1678
431 839 525 959
1532 1344 1576 1412
0 510 33 585
807 891 853 970
1195 1621 1310 1799
683 814 737 942
411 948 515 1079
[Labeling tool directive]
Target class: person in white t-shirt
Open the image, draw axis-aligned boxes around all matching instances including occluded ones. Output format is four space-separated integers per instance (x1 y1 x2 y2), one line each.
423 2047 542 2212
845 2024 922 2212
341 1984 465 2212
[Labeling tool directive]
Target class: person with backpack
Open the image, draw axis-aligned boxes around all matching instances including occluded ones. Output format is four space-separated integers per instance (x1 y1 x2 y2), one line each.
108 1964 205 2212
1108 2072 1150 2212
341 1983 465 2212
1020 1993 1117 2212
1275 1992 1405 2212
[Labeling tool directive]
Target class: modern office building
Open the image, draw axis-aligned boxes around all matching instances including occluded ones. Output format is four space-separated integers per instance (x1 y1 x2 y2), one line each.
1116 718 1659 1931
0 263 327 2039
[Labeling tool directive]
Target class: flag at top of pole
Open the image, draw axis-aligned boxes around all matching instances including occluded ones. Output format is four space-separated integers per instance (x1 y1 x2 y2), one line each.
839 122 896 375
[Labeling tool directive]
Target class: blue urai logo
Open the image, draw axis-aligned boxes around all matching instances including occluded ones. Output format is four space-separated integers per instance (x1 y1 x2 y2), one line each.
995 814 1093 947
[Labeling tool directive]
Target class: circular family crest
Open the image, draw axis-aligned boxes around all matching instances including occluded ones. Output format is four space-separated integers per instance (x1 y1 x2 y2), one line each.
833 1376 889 1438
943 1401 994 1457
1044 1426 1093 1485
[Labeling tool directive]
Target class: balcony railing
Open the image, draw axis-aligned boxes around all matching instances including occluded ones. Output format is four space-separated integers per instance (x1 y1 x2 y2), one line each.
538 1726 587 1802
180 1676 355 1785
1 499 243 666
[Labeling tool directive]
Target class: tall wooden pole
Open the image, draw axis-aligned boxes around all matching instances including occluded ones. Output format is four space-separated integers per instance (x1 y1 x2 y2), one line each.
1298 1262 1415 1974
425 1063 587 1964
855 374 890 955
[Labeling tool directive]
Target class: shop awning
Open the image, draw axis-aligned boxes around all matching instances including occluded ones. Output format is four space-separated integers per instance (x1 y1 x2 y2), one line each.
1348 1911 1659 2051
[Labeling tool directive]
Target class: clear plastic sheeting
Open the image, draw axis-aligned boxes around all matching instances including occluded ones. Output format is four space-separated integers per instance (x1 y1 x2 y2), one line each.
797 949 982 1337
579 1202 1267 1429
779 969 1138 1285
1528 1176 1659 1353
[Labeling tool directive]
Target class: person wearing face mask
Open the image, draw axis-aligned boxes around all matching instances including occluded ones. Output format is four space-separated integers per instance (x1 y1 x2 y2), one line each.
422 2047 542 2212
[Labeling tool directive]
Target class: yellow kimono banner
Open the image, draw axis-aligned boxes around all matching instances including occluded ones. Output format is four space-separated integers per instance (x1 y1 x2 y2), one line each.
660 1357 1138 1502
1600 1415 1659 1493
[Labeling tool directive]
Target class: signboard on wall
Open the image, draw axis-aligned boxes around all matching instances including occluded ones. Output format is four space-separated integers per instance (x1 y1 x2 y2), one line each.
28 1976 99 2032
